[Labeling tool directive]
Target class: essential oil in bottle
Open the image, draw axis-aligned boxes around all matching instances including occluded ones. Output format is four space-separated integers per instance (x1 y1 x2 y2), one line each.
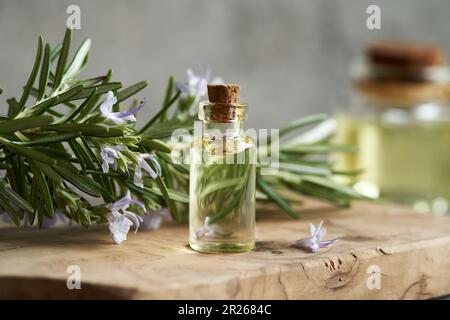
335 41 450 214
189 84 256 253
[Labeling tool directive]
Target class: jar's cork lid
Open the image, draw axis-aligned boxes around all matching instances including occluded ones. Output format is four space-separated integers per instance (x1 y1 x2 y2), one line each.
207 84 241 104
366 41 447 67
202 84 246 123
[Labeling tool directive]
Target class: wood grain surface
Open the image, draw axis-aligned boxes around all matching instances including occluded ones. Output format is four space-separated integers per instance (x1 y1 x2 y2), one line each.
1 199 450 299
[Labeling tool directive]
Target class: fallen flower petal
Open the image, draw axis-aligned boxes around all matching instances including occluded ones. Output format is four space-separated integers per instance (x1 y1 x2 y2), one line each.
292 221 339 253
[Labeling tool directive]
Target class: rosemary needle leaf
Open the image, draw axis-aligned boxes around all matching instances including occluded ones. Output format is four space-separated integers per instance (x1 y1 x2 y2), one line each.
48 123 123 137
256 175 300 219
17 132 81 146
163 76 174 108
199 177 244 199
281 144 358 154
50 43 62 63
63 38 91 82
16 35 44 115
37 43 51 101
0 194 21 226
0 141 56 165
299 175 363 199
140 138 171 153
69 82 122 100
32 161 63 184
115 81 148 103
156 177 181 222
70 75 108 87
278 162 331 176
0 181 34 213
76 71 112 121
30 161 54 217
33 147 73 161
52 28 72 93
160 76 174 121
53 162 104 197
208 195 241 225
31 84 83 116
0 115 53 134
156 152 190 174
56 88 97 124
148 186 189 203
279 113 328 137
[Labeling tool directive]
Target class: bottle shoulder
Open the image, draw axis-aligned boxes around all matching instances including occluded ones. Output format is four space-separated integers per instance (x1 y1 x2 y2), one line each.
192 134 256 156
337 90 450 124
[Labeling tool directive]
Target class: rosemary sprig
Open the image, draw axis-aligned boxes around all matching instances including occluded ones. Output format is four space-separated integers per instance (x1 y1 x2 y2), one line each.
0 29 364 229
0 29 188 227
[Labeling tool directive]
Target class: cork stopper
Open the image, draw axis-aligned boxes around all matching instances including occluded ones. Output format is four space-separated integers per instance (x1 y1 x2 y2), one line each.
356 42 450 105
201 84 246 123
207 84 240 104
366 41 447 67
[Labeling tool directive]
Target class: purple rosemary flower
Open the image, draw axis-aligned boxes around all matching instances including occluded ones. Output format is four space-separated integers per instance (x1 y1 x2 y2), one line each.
100 145 127 173
110 190 146 212
140 208 173 230
292 221 339 253
177 67 223 99
107 191 145 244
100 91 145 125
133 153 162 188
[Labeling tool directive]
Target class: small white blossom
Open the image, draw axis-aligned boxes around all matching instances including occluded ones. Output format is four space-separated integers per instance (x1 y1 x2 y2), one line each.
177 67 223 99
133 153 162 188
108 211 134 244
100 91 145 125
100 145 127 173
292 221 339 253
107 191 145 244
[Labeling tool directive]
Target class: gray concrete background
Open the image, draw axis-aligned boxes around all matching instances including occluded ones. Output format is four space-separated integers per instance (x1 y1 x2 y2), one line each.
1 0 449 129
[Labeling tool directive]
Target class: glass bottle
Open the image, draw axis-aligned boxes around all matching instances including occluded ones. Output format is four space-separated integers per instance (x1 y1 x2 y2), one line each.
335 41 450 214
189 84 256 253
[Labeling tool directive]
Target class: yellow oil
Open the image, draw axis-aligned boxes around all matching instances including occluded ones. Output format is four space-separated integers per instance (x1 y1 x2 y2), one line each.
189 136 256 253
335 113 450 214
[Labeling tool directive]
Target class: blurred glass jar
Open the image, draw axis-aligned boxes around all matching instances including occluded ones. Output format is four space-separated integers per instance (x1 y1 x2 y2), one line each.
335 41 450 214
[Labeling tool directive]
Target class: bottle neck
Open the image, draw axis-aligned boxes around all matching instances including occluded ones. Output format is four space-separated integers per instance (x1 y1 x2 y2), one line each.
202 121 243 138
